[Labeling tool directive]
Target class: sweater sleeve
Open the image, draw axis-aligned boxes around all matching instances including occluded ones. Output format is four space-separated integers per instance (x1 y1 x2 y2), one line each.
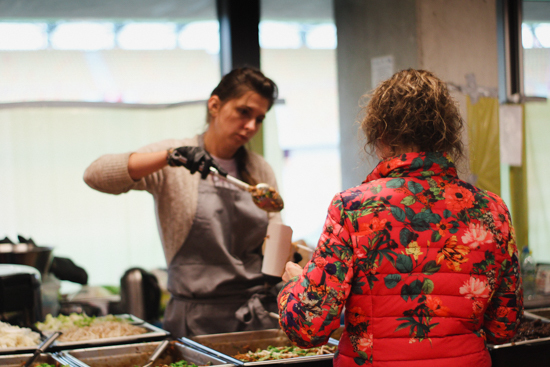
483 201 523 344
83 152 140 194
83 137 195 195
277 193 354 347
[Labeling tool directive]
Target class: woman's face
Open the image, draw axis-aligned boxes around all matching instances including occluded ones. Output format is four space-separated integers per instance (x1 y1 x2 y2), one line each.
206 90 270 157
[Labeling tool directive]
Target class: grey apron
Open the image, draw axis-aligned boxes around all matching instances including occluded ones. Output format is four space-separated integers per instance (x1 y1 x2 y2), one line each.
163 178 279 337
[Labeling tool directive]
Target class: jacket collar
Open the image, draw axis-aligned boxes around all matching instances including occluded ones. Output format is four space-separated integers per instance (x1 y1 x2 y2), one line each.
364 151 458 183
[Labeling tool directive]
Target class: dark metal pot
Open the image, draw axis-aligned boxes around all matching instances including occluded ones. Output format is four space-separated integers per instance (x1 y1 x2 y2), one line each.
0 243 53 277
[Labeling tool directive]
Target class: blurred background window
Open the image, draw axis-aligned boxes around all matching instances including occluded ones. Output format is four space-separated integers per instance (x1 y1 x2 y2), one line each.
116 22 178 50
0 2 221 104
523 2 550 98
0 22 49 50
50 22 116 50
178 21 220 54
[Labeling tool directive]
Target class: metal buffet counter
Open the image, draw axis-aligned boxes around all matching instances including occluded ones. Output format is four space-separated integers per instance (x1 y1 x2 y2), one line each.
0 315 338 367
3 310 550 367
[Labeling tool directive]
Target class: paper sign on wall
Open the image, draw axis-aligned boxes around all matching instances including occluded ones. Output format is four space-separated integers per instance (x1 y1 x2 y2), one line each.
371 55 394 89
499 104 523 167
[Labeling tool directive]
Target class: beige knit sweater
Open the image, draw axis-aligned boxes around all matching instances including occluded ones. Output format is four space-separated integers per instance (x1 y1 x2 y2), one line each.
83 135 282 265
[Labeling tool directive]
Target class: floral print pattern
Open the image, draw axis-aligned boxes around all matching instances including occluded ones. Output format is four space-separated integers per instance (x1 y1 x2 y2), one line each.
278 152 522 367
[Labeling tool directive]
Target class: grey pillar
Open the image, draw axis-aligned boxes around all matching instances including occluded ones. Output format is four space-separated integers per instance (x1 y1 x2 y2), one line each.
334 0 418 189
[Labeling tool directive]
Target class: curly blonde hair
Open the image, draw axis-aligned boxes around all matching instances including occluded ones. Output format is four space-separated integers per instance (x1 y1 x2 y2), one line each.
361 68 465 163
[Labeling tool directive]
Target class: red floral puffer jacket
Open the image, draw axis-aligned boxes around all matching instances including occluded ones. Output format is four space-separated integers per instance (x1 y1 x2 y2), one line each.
278 152 522 367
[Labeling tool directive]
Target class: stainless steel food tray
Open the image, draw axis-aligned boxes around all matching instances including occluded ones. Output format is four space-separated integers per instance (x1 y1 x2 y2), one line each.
0 352 67 367
59 339 234 367
489 310 550 350
0 343 42 355
45 314 169 351
0 326 46 355
188 329 337 366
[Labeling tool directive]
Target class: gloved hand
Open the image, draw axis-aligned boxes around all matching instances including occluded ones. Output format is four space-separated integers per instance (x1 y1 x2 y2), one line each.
167 146 227 179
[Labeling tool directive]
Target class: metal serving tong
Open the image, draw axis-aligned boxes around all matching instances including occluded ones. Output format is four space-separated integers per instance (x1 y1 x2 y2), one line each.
23 331 62 367
170 150 284 213
141 339 170 367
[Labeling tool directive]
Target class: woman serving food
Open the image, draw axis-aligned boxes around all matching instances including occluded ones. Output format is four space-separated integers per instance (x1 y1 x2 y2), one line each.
84 67 283 337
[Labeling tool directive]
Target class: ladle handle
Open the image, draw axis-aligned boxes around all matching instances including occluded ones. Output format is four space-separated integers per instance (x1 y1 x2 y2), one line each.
168 149 251 191
142 339 170 367
208 167 251 191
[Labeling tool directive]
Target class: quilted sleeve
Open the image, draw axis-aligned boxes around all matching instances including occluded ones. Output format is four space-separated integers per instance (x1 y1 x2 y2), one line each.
277 193 355 347
483 202 523 344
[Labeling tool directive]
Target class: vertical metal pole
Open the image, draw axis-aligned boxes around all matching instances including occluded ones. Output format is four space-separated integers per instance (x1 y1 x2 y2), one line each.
503 0 523 100
216 0 263 155
216 0 261 75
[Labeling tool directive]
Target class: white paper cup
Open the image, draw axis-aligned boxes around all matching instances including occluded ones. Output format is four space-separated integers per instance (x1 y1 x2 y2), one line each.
261 223 293 277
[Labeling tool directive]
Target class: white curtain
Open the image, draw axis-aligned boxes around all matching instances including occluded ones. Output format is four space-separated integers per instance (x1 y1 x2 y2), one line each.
0 105 206 286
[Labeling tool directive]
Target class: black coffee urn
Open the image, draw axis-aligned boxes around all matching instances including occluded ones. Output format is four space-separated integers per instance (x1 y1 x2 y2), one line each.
0 265 42 328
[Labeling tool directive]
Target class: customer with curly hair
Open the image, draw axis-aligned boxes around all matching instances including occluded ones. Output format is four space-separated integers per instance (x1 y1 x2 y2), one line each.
277 69 522 366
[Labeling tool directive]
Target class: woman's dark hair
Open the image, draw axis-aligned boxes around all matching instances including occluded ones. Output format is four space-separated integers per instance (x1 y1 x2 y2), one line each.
208 67 278 185
361 68 465 163
208 67 278 122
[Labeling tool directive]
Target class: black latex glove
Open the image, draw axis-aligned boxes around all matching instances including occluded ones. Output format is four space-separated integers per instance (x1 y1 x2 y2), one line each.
167 146 227 179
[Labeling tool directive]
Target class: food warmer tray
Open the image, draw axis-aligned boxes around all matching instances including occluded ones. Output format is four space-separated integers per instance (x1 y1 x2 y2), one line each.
57 339 234 367
0 352 67 367
0 326 49 356
488 310 550 367
187 328 338 366
46 314 170 352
